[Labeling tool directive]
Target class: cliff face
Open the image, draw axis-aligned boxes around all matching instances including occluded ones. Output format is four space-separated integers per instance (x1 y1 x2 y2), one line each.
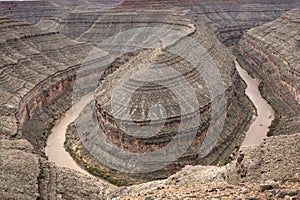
0 1 64 24
1 0 300 47
116 0 300 46
113 133 300 199
0 16 97 142
54 9 254 185
1 3 300 199
235 7 300 136
0 17 114 198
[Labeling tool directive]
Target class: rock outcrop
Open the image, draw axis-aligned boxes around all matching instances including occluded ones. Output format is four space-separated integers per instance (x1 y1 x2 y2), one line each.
0 139 112 199
1 2 300 199
2 0 300 47
0 16 113 147
116 0 300 46
235 7 300 136
110 133 300 199
58 9 254 185
0 1 64 24
0 16 114 199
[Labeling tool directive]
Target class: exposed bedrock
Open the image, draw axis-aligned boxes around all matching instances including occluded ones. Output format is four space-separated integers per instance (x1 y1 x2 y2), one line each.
235 7 300 136
61 10 253 184
0 16 117 199
116 0 300 46
39 9 194 44
0 16 117 148
48 0 123 7
0 0 123 26
0 10 251 188
112 133 300 199
1 0 300 47
0 3 298 200
0 139 113 199
0 1 65 25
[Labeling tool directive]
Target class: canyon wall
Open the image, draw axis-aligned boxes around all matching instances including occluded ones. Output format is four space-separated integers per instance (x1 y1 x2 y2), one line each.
235 7 300 136
0 16 116 199
0 1 64 24
1 3 299 199
58 10 254 184
0 16 109 144
116 0 300 46
1 0 300 47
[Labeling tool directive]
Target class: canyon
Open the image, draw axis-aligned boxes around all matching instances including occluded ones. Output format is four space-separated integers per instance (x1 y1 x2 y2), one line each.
0 0 299 199
235 7 300 136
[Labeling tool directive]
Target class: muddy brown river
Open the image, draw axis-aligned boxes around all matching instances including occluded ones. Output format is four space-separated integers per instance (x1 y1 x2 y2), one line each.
45 61 275 175
45 93 94 176
235 61 275 147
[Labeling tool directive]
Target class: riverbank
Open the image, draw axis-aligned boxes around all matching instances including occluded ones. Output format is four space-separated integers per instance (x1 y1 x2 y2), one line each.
235 61 275 147
45 93 93 176
44 60 272 186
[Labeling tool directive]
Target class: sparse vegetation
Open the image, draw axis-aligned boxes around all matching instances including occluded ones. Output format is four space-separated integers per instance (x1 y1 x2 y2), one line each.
258 82 282 137
65 137 129 186
267 111 281 137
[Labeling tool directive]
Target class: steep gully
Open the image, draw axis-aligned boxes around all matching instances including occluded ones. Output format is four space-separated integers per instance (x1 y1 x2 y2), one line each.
45 60 275 176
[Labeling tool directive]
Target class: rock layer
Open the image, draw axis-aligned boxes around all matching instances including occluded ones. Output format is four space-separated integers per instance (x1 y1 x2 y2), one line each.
1 2 300 199
110 133 300 199
0 16 114 198
235 7 300 136
59 10 254 184
116 0 300 46
0 1 64 24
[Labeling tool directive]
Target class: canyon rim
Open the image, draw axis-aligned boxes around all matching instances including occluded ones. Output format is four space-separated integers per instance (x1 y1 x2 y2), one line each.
0 0 299 199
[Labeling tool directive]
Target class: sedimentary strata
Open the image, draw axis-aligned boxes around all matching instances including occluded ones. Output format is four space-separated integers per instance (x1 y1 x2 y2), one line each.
235 7 300 136
0 1 64 25
2 0 300 47
60 10 253 184
1 2 299 199
0 16 116 198
108 133 300 199
116 0 300 46
0 16 114 147
0 138 115 199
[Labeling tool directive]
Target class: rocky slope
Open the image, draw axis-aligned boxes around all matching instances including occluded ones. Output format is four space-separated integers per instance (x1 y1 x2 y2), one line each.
0 1 64 24
57 9 254 185
235 7 300 136
48 0 123 7
0 16 114 199
0 139 113 199
0 0 122 26
116 0 300 46
2 0 300 47
0 15 113 147
109 133 300 199
0 3 299 200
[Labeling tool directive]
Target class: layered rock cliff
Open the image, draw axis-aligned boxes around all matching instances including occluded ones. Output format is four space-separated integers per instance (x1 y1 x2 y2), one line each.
1 2 300 200
58 9 254 185
235 7 300 136
114 133 300 199
0 16 114 198
0 1 64 24
2 0 300 47
116 0 300 46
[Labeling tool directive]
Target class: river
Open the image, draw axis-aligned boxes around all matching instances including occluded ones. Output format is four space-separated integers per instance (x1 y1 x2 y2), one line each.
45 60 275 176
235 61 275 147
45 93 94 176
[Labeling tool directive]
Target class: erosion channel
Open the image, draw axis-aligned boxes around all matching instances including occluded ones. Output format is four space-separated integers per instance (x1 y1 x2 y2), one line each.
45 60 275 179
